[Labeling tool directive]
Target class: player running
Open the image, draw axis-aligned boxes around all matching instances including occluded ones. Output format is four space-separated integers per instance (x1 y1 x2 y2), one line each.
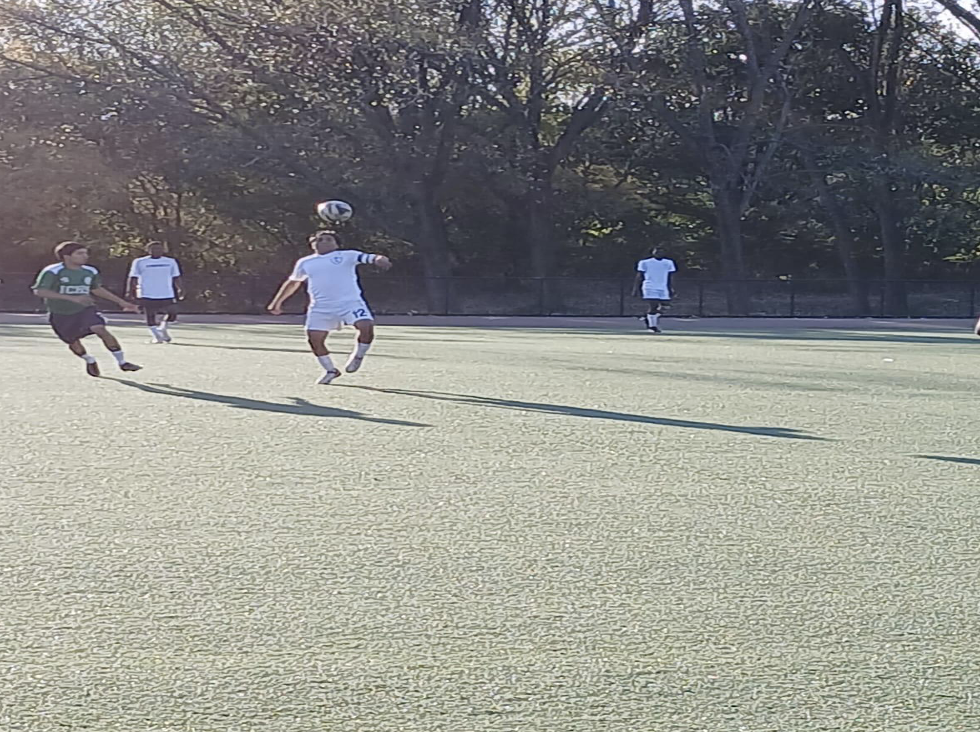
127 241 183 343
33 241 142 376
266 230 392 384
633 246 677 333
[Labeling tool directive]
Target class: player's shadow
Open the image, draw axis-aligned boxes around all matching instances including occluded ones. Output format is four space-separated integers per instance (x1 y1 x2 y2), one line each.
344 386 824 440
112 380 427 427
171 343 424 361
172 342 310 354
914 455 980 466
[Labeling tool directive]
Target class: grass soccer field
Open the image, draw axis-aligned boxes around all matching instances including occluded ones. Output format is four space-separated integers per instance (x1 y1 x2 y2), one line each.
1 316 979 731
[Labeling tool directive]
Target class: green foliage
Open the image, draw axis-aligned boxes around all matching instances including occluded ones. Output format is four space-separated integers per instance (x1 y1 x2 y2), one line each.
2 0 980 283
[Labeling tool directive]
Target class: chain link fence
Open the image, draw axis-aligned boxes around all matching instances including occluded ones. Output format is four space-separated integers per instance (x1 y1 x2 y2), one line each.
2 273 977 318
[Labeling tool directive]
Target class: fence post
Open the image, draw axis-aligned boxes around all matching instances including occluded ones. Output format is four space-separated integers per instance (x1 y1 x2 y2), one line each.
443 278 451 316
698 282 705 318
789 278 796 318
970 282 977 317
618 278 626 317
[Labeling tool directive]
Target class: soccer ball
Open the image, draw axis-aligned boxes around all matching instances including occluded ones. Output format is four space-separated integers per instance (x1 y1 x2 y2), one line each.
316 200 353 222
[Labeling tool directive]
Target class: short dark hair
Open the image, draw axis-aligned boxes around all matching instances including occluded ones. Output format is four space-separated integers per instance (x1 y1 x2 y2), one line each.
146 241 165 250
55 241 87 259
308 230 340 245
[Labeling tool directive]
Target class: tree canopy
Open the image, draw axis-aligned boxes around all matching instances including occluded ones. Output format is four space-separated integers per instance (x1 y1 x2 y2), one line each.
3 0 980 313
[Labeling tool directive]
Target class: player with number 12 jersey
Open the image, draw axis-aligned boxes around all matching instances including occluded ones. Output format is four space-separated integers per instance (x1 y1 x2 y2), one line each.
267 230 391 384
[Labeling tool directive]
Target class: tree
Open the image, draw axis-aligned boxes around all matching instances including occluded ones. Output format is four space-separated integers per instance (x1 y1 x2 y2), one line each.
640 0 816 312
469 0 655 291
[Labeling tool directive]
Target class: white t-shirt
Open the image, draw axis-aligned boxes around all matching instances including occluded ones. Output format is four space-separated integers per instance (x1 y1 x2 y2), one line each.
129 256 181 299
289 250 377 311
636 257 676 291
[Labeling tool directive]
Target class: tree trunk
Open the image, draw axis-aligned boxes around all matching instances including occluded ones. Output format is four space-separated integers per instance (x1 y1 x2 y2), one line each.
873 175 907 316
407 182 453 314
712 183 750 315
801 148 870 316
524 176 563 313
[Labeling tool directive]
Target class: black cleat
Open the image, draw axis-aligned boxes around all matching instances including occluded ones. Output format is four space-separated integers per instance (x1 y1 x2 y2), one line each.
85 361 101 377
119 362 142 372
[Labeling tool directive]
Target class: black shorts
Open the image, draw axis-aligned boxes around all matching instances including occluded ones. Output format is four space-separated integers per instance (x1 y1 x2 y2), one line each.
140 298 178 326
49 307 106 344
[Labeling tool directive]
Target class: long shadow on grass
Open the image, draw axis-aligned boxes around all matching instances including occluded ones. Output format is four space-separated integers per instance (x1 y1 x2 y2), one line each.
914 455 980 467
111 380 427 427
170 342 425 360
674 330 980 346
344 386 823 440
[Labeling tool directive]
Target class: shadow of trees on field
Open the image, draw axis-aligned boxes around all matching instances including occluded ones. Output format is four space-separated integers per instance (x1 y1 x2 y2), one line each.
914 455 980 467
344 386 824 440
111 380 427 427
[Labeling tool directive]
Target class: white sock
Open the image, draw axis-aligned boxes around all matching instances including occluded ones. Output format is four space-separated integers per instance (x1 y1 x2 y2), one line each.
110 350 126 365
355 341 371 358
158 320 169 333
646 314 656 328
150 326 163 340
317 355 336 372
651 313 661 328
78 354 97 364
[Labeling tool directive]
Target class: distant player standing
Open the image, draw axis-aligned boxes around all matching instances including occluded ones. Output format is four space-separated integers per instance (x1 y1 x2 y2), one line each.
266 230 392 384
33 241 142 376
127 242 183 343
633 246 676 333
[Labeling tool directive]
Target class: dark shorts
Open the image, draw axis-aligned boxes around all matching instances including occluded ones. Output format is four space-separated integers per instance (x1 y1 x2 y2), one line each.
140 298 178 326
49 307 106 344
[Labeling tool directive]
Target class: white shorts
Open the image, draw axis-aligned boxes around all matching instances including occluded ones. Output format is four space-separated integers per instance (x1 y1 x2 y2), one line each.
305 301 373 332
642 287 670 301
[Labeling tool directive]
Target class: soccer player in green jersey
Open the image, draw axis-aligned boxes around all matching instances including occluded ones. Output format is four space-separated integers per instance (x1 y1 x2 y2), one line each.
33 241 143 377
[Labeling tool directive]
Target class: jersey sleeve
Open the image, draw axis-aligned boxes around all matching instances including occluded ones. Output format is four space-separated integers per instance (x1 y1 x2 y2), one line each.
33 268 57 291
636 260 646 273
667 260 677 273
354 251 377 265
171 259 182 277
89 269 103 289
288 259 308 281
128 259 141 278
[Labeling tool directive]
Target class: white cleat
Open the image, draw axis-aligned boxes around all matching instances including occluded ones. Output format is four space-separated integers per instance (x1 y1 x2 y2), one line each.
316 369 342 385
344 354 365 373
149 338 166 344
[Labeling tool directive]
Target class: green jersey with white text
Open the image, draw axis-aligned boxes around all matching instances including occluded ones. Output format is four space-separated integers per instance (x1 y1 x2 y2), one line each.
33 264 102 315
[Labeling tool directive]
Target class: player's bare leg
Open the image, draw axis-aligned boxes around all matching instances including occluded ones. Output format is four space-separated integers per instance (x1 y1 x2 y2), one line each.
91 325 141 371
148 310 166 344
158 305 176 343
344 319 374 373
645 301 663 333
308 329 341 384
69 340 101 377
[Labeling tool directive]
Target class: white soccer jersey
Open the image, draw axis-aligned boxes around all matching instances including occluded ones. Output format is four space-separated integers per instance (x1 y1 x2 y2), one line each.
289 250 377 311
129 256 181 298
637 257 676 291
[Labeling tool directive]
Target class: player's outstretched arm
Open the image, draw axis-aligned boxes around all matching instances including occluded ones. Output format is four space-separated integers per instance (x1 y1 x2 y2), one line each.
372 255 392 271
92 286 139 312
267 279 303 315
